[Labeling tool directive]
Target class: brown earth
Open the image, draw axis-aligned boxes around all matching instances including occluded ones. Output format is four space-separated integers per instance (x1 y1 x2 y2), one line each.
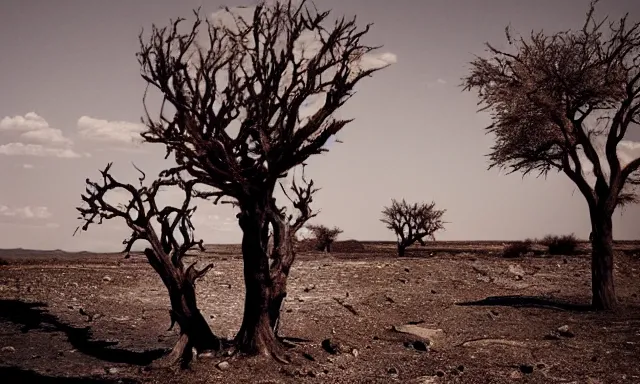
0 241 639 383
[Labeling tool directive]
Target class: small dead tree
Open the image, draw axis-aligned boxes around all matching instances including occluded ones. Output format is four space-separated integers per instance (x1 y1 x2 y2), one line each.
462 1 640 310
136 0 391 357
306 224 343 252
75 163 220 366
381 199 446 257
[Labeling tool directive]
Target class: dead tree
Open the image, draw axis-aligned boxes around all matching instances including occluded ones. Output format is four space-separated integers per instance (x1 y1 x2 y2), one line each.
136 0 390 357
462 1 640 310
381 199 446 257
306 224 343 252
75 163 220 366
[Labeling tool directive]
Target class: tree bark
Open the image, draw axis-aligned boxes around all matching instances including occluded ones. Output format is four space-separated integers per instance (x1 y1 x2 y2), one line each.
590 212 617 311
397 243 406 257
234 211 281 356
143 249 219 366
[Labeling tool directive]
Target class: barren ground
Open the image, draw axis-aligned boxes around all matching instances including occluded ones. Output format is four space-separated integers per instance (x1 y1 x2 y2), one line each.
1 241 639 383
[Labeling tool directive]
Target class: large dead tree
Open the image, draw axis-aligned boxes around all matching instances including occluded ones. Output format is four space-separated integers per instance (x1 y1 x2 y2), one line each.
462 1 640 310
136 0 390 356
381 199 446 257
75 163 219 366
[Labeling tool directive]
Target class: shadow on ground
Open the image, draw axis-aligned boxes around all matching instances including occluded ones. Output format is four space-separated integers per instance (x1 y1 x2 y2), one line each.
0 366 140 384
0 299 167 365
456 295 593 311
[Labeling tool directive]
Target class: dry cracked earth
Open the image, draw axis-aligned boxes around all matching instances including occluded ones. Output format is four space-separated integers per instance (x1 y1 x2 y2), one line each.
0 241 639 383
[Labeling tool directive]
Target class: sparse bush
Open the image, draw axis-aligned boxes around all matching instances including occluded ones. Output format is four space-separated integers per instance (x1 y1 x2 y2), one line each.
306 224 343 253
501 240 533 258
542 234 579 255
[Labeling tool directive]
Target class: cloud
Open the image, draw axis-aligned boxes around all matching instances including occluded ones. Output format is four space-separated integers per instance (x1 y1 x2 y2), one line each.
0 112 50 131
354 52 398 72
0 112 73 146
437 78 447 84
617 140 640 167
0 143 82 158
77 116 145 145
23 164 34 169
0 205 52 220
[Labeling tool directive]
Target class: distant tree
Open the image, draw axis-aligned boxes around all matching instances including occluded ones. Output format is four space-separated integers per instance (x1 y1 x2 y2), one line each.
135 0 391 357
462 1 640 310
381 199 446 257
75 163 219 367
306 224 343 252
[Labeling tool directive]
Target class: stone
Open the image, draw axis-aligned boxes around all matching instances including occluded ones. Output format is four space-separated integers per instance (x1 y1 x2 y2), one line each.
508 264 525 279
1 346 15 352
557 325 574 337
388 367 399 375
106 367 119 374
217 361 230 371
393 325 444 347
102 276 112 282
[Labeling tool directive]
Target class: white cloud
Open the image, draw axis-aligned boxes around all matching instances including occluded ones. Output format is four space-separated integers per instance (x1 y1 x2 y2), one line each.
0 112 73 146
0 112 49 131
23 164 34 169
0 205 52 219
354 52 398 72
0 143 82 158
437 78 447 84
617 140 640 167
77 116 145 145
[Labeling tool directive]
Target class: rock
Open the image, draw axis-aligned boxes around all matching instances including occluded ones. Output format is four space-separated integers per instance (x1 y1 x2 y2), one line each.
199 352 215 359
217 361 230 371
462 339 528 348
388 367 399 376
302 352 315 361
430 289 437 294
106 367 119 374
508 264 525 279
436 370 445 377
1 346 15 352
321 338 351 355
557 325 574 337
413 376 437 384
102 276 112 282
351 348 359 358
477 275 491 283
393 324 444 347
519 364 534 374
510 370 524 379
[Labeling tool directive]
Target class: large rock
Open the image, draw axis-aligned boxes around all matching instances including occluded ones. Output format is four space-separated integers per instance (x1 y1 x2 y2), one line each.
393 325 445 347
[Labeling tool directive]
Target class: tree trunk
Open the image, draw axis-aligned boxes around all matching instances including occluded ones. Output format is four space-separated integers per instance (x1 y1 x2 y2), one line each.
397 243 405 257
143 249 219 367
234 212 281 356
590 213 617 311
326 242 331 253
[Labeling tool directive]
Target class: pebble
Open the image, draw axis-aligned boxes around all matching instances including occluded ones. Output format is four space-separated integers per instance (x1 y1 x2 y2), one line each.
1 346 15 352
217 361 230 371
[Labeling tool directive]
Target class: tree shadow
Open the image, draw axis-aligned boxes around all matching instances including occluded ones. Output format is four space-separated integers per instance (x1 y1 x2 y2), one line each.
456 295 593 312
0 299 168 365
0 366 140 383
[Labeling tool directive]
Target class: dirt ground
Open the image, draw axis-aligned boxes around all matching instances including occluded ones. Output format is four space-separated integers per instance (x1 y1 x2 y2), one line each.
1 241 639 383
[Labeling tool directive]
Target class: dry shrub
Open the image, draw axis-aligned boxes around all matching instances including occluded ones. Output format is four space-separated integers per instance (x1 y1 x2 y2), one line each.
501 240 533 258
542 234 579 255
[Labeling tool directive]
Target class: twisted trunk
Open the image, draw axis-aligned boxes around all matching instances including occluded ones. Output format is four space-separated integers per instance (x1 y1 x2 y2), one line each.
143 249 219 366
589 210 617 311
